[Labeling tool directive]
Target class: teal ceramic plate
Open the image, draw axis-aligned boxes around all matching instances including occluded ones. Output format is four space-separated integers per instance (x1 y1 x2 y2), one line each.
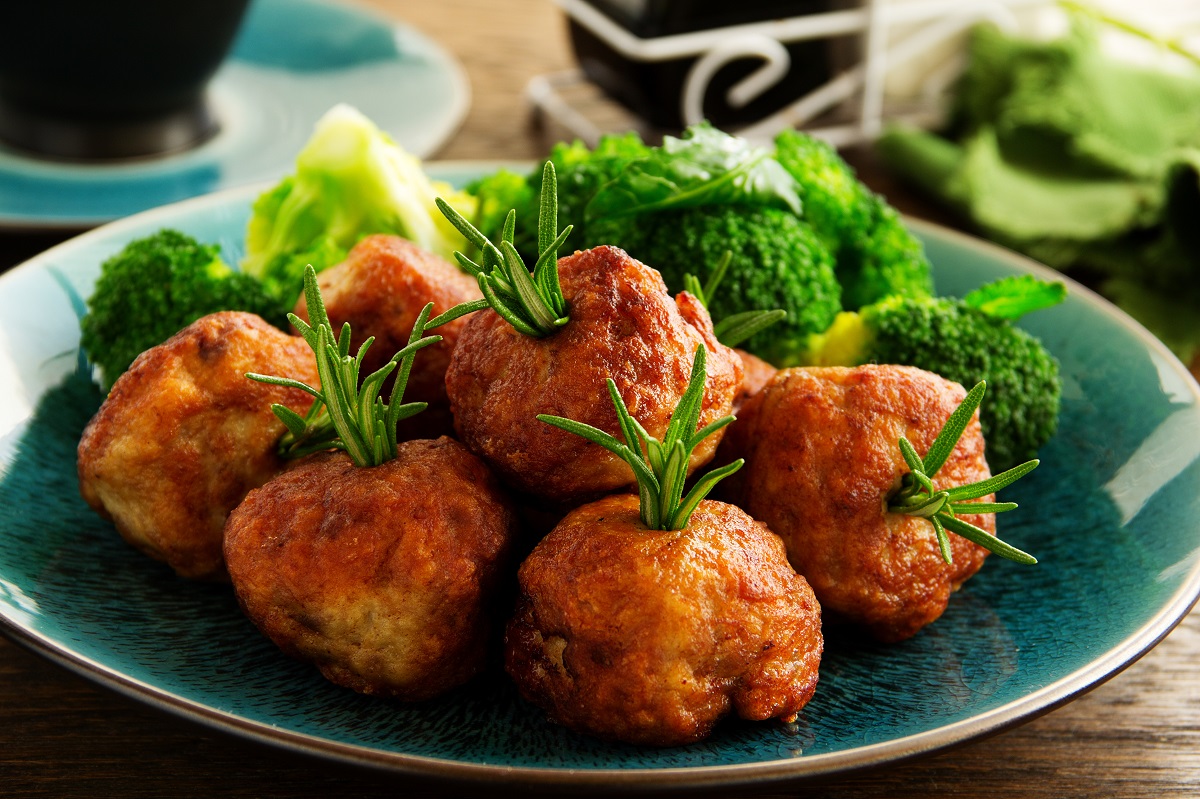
2 170 1199 791
0 0 468 231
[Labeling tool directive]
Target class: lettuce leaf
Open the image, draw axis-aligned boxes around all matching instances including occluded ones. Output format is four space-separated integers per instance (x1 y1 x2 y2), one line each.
241 104 476 302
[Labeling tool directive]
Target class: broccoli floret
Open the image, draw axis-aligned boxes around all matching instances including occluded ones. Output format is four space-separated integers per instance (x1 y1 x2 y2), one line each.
805 278 1064 471
541 132 650 234
842 203 936 310
79 229 288 390
775 129 875 246
469 127 920 366
487 132 651 260
465 168 534 249
775 129 933 309
587 205 841 366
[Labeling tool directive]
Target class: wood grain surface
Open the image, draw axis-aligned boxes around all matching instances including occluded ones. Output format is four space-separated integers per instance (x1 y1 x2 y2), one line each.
2 1 1199 796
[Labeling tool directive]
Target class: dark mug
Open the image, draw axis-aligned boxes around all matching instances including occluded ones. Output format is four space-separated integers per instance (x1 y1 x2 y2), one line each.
0 0 251 161
567 0 844 131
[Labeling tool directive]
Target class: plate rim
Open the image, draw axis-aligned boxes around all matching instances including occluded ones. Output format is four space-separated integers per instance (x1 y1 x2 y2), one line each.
2 174 1199 790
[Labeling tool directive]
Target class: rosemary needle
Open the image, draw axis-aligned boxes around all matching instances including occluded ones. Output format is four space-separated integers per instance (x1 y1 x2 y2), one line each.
539 346 739 531
887 380 1039 565
246 265 479 467
436 161 572 337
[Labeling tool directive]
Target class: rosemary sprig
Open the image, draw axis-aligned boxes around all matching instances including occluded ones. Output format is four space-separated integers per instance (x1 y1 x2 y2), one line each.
682 251 786 349
887 380 1039 565
435 161 571 337
538 346 740 530
246 265 478 467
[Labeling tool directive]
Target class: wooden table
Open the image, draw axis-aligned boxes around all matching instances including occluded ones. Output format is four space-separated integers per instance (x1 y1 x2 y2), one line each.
2 1 1199 796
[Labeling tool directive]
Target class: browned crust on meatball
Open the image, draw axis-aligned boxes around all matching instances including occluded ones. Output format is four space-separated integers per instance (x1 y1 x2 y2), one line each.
733 348 778 413
224 440 515 701
77 312 317 581
293 234 482 439
446 246 742 504
506 494 822 746
719 365 995 642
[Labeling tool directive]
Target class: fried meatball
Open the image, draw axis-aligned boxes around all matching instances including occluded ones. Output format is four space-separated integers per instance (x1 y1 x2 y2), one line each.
78 311 317 581
446 245 742 504
734 348 778 413
506 494 822 746
719 365 996 642
224 439 515 700
293 234 482 438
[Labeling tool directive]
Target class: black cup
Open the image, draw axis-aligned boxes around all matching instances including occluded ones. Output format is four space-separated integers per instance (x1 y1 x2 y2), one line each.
568 0 843 131
0 0 251 161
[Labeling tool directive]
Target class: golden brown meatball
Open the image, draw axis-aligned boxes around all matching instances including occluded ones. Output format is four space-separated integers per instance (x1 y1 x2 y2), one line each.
446 245 742 504
292 234 482 438
77 311 317 581
505 494 822 746
734 348 778 413
224 438 515 701
719 365 996 642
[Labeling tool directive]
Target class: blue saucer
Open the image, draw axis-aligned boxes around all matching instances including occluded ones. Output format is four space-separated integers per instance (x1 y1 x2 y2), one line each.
0 0 469 230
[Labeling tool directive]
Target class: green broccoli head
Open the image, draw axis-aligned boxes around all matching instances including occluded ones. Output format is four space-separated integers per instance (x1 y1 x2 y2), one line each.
840 202 936 310
775 129 933 309
806 279 1063 471
542 132 650 226
775 129 875 247
465 167 535 251
463 142 637 289
586 204 841 366
79 229 289 390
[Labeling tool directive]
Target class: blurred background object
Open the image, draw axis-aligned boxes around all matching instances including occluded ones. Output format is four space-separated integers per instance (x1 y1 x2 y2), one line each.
876 2 1200 378
530 0 1054 146
527 0 1200 379
0 0 468 231
563 0 845 130
533 0 1199 147
0 0 251 161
